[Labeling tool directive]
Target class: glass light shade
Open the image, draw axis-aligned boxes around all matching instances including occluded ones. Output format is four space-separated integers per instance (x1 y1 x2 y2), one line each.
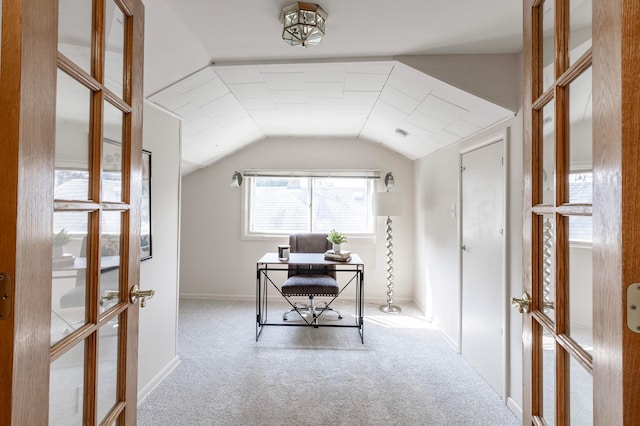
375 191 403 217
281 2 327 47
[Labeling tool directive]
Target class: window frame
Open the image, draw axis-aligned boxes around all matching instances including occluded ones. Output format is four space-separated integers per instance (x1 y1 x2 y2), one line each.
241 171 379 240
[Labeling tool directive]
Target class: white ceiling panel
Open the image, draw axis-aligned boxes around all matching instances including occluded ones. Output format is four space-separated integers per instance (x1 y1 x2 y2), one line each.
341 91 380 106
237 97 277 111
407 109 448 134
380 85 421 115
227 82 270 99
306 82 344 98
417 95 468 124
214 107 249 128
181 78 229 107
304 67 347 83
149 60 514 171
344 73 388 91
271 90 308 104
445 120 483 138
262 72 305 90
173 102 206 121
201 93 243 117
386 65 437 101
214 68 263 85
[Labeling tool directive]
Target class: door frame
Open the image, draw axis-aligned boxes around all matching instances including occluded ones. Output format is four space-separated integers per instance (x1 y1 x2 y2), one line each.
458 129 510 402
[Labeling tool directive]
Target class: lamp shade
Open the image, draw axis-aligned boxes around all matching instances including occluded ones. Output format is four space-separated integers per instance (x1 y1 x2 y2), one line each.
375 191 403 217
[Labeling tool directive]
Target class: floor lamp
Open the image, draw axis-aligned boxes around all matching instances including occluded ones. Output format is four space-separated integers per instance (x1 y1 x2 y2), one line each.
375 177 403 313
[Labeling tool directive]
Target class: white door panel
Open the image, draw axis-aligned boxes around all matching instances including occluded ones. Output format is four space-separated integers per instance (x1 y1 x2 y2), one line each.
461 140 505 397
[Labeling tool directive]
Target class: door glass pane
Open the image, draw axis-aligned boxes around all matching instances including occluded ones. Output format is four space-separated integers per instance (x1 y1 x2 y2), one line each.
570 0 592 65
570 356 594 423
56 70 91 201
542 100 556 205
51 212 90 345
569 216 593 353
542 328 556 425
103 101 123 202
104 1 125 98
97 314 120 422
541 215 556 320
541 0 555 92
49 341 85 426
568 67 592 169
58 0 92 74
100 211 121 308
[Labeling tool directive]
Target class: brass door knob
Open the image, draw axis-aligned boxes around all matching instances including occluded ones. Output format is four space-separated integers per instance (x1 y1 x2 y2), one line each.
130 285 155 308
511 293 531 314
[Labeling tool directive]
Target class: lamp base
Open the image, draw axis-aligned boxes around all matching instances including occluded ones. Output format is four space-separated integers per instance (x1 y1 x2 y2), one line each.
379 304 402 314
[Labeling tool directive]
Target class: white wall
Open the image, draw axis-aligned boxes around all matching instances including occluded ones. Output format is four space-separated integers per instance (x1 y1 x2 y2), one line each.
180 137 415 303
138 101 181 399
414 114 524 414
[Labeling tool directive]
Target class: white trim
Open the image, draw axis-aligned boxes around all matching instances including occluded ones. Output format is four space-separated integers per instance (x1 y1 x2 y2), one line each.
507 397 523 420
242 169 381 179
137 355 181 404
433 320 461 352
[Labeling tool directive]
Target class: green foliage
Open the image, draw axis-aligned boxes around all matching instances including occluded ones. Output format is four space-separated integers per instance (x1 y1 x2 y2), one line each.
327 229 348 244
53 229 72 247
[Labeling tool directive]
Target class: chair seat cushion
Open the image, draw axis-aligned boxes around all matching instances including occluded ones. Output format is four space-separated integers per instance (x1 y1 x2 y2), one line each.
281 275 339 296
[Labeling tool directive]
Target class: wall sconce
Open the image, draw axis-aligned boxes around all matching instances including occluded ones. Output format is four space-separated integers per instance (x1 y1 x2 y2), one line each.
384 172 395 189
230 171 243 188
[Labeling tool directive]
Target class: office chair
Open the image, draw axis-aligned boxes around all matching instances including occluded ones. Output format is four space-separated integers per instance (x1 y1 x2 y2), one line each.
281 233 342 323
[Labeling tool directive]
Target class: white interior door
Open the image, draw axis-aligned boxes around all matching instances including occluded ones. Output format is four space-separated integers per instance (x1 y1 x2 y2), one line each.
460 139 505 397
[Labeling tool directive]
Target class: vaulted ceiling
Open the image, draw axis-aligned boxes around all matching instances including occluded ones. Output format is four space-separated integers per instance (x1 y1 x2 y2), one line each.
143 0 525 175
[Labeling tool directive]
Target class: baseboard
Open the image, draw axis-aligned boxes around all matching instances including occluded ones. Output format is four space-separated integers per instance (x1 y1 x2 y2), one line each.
507 397 523 420
433 320 460 353
180 293 255 301
137 355 181 404
179 292 413 305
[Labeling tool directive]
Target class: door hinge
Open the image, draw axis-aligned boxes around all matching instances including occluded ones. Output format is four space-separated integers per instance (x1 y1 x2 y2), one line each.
460 166 466 172
0 272 12 320
501 157 504 166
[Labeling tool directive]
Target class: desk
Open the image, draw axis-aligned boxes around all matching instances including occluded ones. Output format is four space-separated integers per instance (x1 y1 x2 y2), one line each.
256 252 365 343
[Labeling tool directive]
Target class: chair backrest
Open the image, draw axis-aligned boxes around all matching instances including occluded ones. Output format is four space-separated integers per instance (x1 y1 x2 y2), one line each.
288 233 335 278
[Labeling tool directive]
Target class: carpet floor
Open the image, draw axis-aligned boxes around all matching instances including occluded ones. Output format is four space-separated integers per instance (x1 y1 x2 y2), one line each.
137 298 519 426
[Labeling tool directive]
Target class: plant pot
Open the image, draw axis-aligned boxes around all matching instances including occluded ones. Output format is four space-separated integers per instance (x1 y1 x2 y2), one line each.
53 245 64 258
332 243 341 253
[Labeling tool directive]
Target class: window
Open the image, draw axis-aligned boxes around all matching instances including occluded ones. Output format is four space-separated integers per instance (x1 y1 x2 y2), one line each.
568 171 592 244
246 175 375 236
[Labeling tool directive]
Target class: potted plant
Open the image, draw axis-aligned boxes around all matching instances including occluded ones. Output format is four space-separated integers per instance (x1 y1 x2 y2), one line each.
327 229 348 253
53 228 72 258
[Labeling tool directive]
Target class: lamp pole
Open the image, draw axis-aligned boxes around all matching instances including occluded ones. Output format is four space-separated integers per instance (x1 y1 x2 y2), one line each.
380 215 401 313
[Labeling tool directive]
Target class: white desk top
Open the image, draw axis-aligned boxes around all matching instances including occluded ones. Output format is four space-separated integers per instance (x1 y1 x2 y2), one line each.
257 252 364 266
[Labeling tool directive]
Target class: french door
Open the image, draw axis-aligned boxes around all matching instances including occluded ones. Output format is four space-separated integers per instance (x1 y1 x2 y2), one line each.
0 0 145 424
522 0 640 424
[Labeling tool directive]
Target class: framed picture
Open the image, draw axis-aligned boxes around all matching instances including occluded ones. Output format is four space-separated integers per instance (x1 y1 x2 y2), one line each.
141 149 152 260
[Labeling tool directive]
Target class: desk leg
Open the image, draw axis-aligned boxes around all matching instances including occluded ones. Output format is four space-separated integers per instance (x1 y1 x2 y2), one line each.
256 266 264 342
360 268 365 343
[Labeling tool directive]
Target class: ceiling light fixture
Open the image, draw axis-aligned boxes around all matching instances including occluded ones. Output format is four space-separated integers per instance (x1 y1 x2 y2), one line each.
280 2 328 47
